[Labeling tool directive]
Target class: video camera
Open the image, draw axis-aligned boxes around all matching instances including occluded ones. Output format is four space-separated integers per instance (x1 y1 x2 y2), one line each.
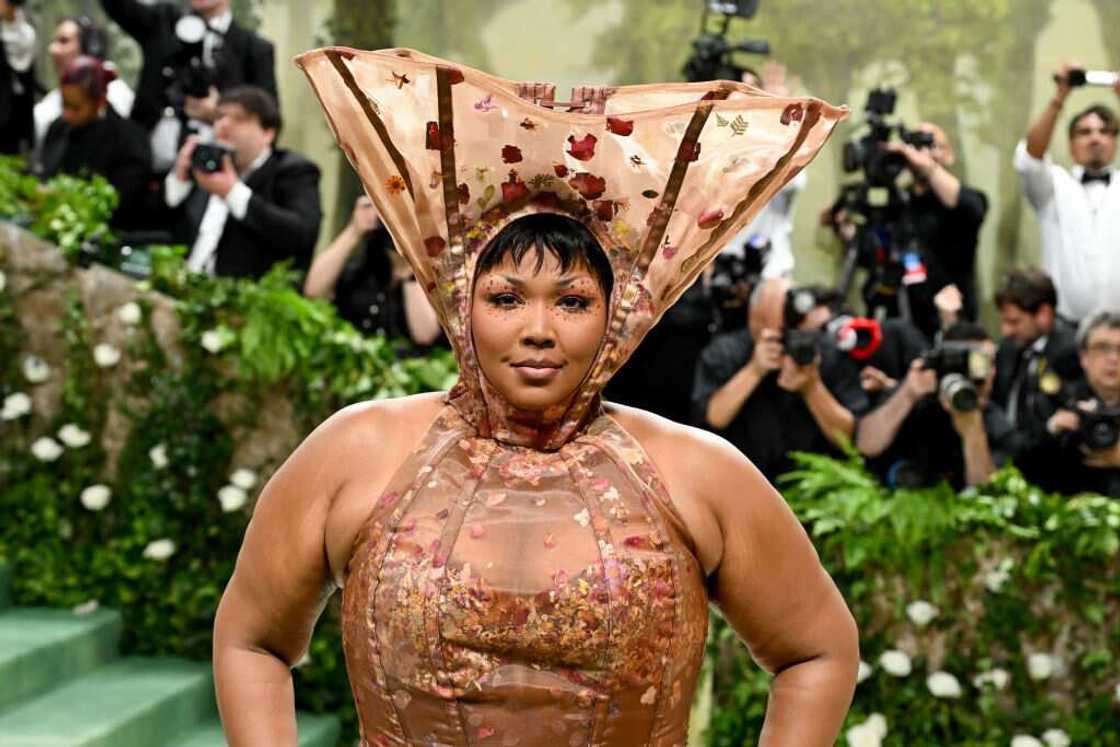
190 142 233 173
682 1 770 83
920 342 992 412
163 13 222 107
832 87 935 323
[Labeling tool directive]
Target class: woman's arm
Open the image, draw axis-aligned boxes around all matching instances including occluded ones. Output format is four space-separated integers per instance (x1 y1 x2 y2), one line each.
303 223 363 299
692 431 859 745
213 404 378 745
401 278 442 346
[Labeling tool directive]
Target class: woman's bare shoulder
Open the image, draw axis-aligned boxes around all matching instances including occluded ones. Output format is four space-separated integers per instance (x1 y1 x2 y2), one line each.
316 391 448 444
603 402 743 576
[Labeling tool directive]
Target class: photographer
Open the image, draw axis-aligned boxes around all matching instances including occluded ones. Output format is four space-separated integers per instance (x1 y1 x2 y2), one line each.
0 0 35 156
1035 310 1120 498
99 0 277 170
884 123 988 327
305 196 441 351
856 322 1011 489
165 86 321 280
692 279 868 482
35 16 134 148
1016 60 1120 323
991 268 1082 466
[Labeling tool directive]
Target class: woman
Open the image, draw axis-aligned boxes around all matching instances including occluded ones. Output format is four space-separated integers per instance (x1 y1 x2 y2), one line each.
39 56 151 231
215 48 857 745
305 195 442 350
34 15 135 148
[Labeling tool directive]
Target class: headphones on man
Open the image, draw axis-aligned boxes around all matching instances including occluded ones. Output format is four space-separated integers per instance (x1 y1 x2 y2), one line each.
69 15 109 61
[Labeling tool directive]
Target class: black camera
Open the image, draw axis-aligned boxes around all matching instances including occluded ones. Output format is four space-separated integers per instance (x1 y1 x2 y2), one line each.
782 329 820 366
191 143 233 173
161 13 221 106
1076 405 1120 451
682 1 769 82
921 342 991 412
710 237 768 330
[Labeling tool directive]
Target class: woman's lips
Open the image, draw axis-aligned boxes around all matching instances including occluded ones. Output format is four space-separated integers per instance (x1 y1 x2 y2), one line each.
511 363 563 383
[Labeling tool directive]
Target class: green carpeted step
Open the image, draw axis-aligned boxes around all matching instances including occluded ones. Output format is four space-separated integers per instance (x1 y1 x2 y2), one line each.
0 607 122 713
0 565 10 609
165 711 342 747
0 657 214 747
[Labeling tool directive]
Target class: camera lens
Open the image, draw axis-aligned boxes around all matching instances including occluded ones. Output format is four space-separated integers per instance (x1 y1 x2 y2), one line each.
940 373 978 412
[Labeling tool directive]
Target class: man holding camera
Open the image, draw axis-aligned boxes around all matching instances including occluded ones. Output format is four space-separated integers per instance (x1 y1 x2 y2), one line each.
990 268 1082 475
100 0 277 171
691 279 868 482
164 86 321 279
1016 61 1120 323
1036 310 1120 498
855 322 1011 489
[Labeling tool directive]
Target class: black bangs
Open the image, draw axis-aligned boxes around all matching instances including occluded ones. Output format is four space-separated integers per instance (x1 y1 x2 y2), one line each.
475 214 614 298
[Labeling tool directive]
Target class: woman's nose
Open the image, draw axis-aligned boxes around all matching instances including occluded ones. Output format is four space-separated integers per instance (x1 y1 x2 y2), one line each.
521 303 555 347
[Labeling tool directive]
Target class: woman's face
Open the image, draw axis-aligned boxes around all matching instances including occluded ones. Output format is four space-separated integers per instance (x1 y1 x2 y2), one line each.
471 247 609 414
60 84 102 128
49 21 82 76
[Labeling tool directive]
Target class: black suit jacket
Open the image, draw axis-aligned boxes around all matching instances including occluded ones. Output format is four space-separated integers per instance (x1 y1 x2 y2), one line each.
0 34 35 155
99 0 277 131
172 149 321 280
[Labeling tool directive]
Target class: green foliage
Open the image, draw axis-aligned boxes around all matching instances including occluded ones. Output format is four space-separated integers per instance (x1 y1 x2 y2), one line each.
708 451 1120 746
0 156 118 258
0 165 457 745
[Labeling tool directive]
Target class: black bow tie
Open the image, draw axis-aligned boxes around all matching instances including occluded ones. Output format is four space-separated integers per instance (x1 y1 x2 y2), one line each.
1082 170 1111 185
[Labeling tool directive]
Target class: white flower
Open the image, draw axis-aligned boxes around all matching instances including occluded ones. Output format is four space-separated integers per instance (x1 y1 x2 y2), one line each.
864 714 887 739
878 649 912 677
1027 653 1056 681
149 443 169 470
846 722 883 747
93 343 121 368
229 468 257 490
927 671 963 698
972 667 1010 691
1115 682 1120 702
295 651 312 669
1011 737 1044 747
72 599 99 616
1042 729 1071 747
58 423 92 448
31 436 64 462
79 484 111 511
142 538 176 561
984 558 1014 593
23 355 50 384
846 724 880 747
906 600 939 628
857 660 873 684
0 269 6 292
218 485 248 513
2 392 32 420
116 302 142 325
200 327 235 354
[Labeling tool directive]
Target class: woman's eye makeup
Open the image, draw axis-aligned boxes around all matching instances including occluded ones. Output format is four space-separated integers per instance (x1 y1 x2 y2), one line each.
558 295 592 311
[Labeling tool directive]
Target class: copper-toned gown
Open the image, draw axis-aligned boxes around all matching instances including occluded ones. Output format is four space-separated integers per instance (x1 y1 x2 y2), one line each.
341 403 710 746
295 45 846 746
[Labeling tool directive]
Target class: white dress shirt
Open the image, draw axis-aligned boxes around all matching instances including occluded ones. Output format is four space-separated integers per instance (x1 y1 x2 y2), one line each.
1014 139 1120 321
165 147 271 275
720 170 808 278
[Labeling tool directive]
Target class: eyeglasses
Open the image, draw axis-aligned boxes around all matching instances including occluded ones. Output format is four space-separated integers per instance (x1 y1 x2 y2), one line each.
1087 342 1120 357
